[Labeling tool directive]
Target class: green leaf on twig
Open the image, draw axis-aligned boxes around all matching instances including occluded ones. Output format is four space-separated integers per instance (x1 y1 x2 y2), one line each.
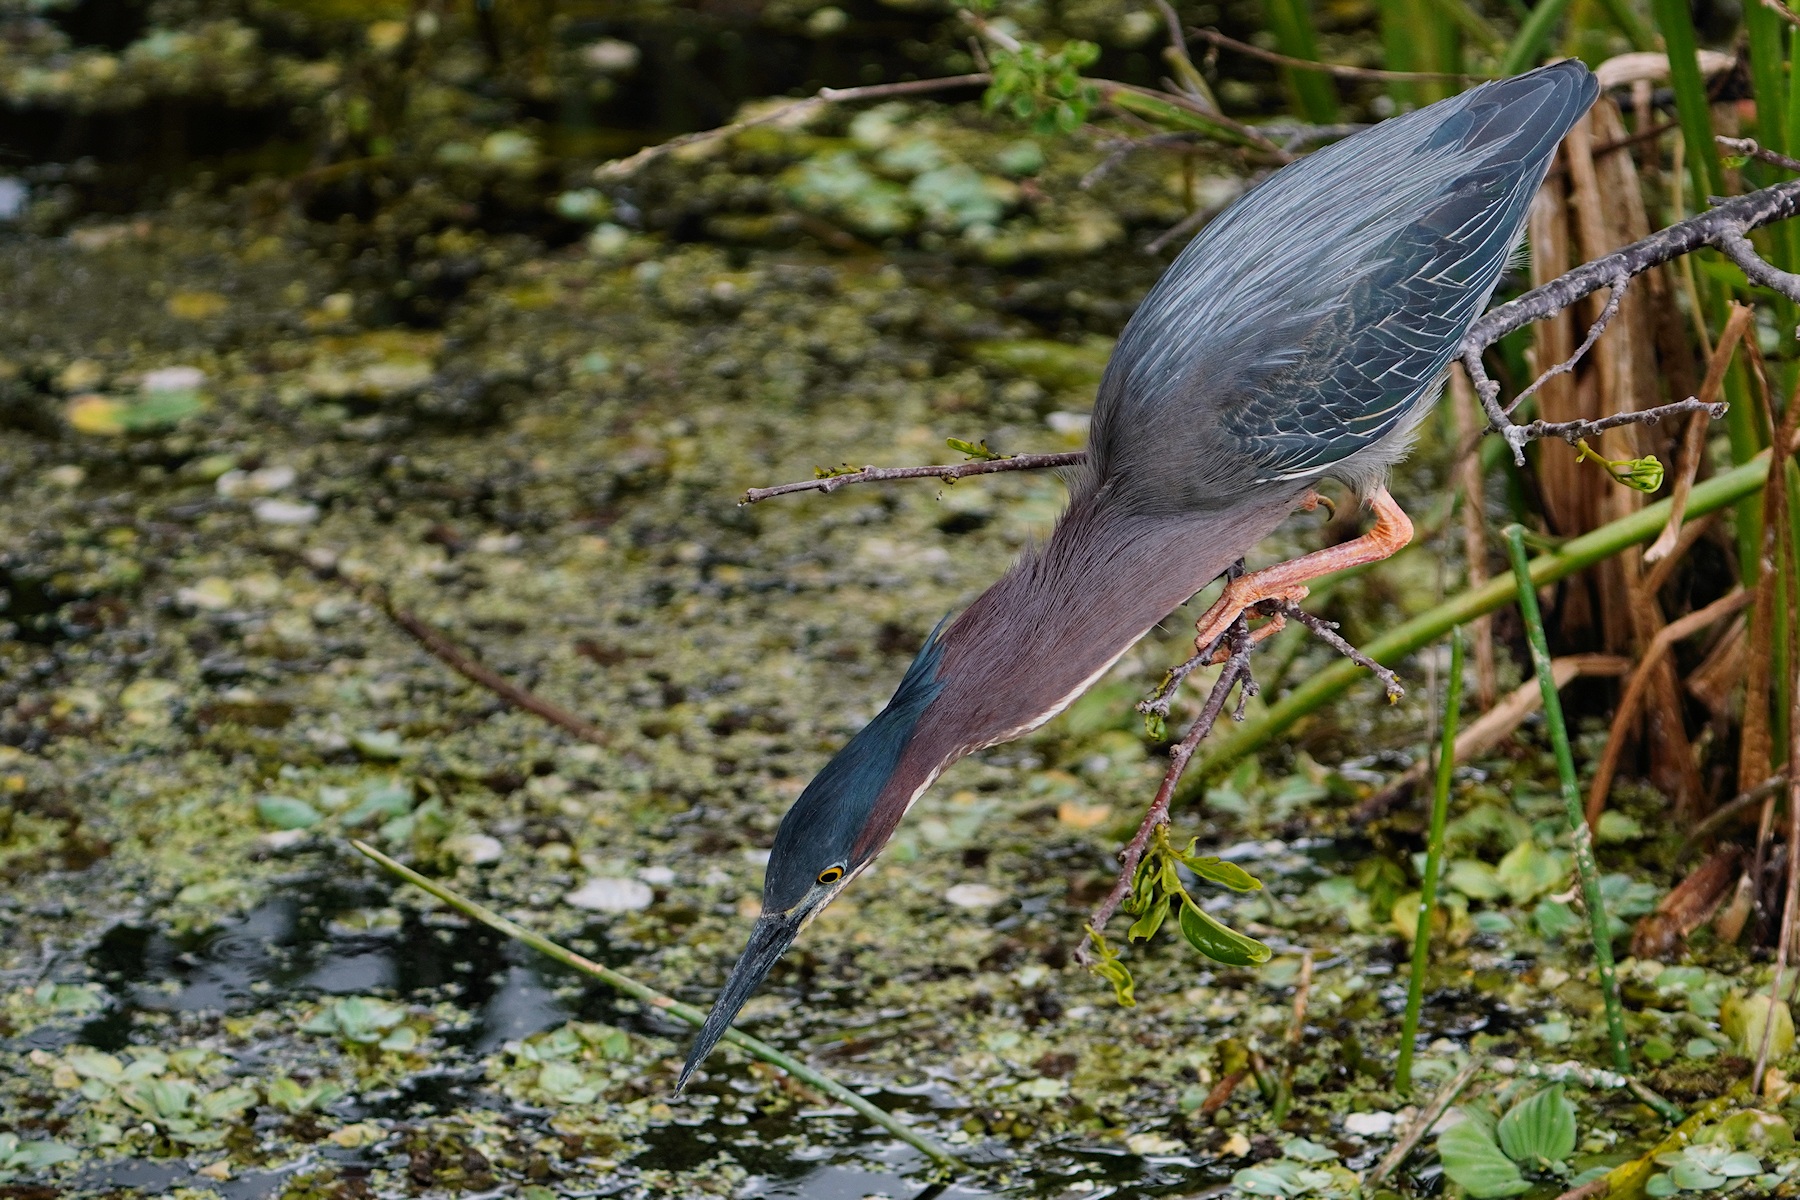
946 437 1007 461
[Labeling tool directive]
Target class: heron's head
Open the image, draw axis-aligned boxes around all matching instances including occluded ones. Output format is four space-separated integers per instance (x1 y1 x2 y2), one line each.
677 621 950 1091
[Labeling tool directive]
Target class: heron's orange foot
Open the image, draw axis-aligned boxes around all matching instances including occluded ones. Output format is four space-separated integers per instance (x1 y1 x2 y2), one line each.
1194 584 1307 659
1190 486 1414 660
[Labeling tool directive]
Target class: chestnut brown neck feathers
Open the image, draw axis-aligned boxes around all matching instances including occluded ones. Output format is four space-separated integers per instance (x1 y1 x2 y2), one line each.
848 484 1305 860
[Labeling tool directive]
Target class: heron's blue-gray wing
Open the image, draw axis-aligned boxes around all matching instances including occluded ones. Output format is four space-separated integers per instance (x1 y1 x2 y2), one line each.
1088 61 1597 512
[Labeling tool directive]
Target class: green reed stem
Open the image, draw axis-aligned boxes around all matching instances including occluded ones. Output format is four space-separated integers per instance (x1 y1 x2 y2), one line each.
1502 527 1630 1075
1396 627 1466 1096
1260 0 1340 123
1650 0 1726 201
1498 0 1574 74
349 840 962 1169
1183 449 1778 789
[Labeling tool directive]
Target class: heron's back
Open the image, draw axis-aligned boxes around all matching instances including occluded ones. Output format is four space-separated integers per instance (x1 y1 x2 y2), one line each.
1084 61 1598 515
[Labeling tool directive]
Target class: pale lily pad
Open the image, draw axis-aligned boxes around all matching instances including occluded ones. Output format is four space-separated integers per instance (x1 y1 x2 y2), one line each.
944 883 1006 910
254 795 320 830
565 877 653 912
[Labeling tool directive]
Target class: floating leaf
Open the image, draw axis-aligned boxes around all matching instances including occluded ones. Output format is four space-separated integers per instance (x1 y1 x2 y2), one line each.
255 794 320 830
1722 991 1796 1059
1496 1085 1576 1167
1437 1112 1531 1198
1446 858 1506 901
1495 840 1568 904
1177 899 1271 967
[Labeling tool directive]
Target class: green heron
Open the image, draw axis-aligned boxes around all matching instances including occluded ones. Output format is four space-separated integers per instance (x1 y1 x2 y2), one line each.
678 61 1597 1088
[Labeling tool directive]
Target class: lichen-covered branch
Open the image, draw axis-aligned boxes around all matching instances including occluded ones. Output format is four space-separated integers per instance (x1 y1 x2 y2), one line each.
739 451 1084 504
1465 175 1800 462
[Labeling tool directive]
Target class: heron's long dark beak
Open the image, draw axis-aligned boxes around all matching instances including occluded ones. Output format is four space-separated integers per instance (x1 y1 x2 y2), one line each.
676 911 803 1092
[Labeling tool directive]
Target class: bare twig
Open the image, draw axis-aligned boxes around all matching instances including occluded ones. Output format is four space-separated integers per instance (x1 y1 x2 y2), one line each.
1187 27 1488 82
1722 230 1800 304
1367 1056 1485 1186
1487 396 1727 454
1502 273 1629 416
1686 775 1789 848
741 451 1084 504
1646 304 1752 563
1466 176 1800 461
595 75 993 180
1585 589 1753 826
1281 604 1403 701
1718 135 1800 175
354 579 611 746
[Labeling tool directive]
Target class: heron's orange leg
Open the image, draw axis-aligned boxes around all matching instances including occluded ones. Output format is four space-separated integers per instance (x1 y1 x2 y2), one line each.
1193 486 1414 657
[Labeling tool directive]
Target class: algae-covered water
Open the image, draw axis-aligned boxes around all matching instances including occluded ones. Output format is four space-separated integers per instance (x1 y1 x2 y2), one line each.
2 9 1797 1198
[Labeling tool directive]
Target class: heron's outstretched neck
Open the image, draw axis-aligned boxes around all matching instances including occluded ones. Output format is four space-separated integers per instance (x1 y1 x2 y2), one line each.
841 488 1301 863
921 489 1301 754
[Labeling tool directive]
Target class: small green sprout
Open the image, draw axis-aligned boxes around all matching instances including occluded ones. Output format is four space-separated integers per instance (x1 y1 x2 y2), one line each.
945 436 1008 461
1575 439 1665 492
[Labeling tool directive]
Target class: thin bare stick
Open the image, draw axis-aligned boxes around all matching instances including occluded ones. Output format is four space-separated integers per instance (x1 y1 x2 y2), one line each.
350 841 961 1167
595 75 993 180
1466 176 1800 461
1079 616 1258 951
1502 273 1628 416
1188 27 1488 82
1646 304 1752 563
1279 603 1402 701
1495 395 1726 451
355 580 610 746
1722 230 1800 304
1367 1056 1485 1187
1584 588 1753 826
1719 135 1800 174
1686 775 1790 848
742 451 1084 504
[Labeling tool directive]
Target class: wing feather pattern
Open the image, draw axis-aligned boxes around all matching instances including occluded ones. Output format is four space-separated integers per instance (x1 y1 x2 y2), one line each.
1084 61 1598 514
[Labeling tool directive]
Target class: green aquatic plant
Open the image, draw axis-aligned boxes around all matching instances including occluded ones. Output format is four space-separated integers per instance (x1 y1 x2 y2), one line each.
265 1076 347 1114
983 40 1102 136
299 996 419 1051
1231 1137 1359 1197
0 1133 78 1181
1645 1143 1767 1194
1436 1085 1578 1198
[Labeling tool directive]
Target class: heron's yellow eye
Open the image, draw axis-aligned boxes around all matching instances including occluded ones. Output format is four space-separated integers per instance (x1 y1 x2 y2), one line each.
817 866 844 885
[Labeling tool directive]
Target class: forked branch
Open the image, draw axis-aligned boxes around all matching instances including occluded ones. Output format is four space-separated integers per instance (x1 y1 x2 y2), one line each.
1467 174 1800 462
